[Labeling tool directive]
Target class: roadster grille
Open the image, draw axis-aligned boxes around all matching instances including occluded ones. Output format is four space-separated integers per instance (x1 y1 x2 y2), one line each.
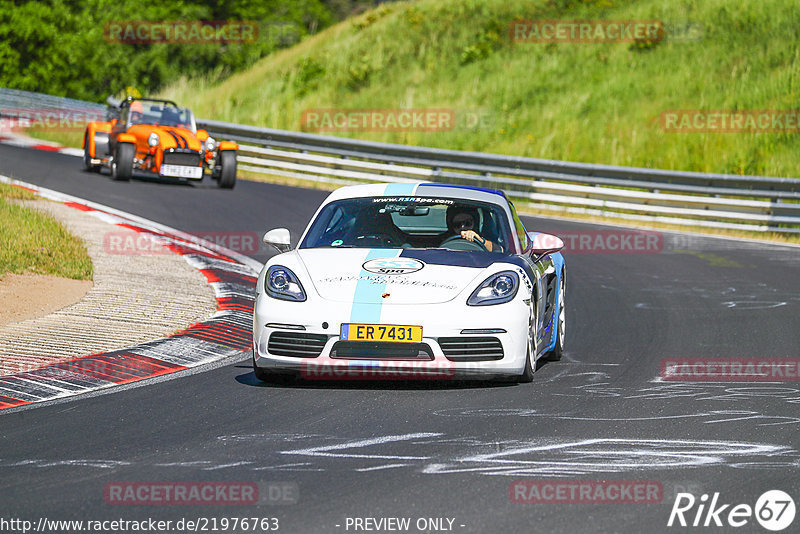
438 337 504 361
163 150 201 167
330 341 433 360
267 332 328 358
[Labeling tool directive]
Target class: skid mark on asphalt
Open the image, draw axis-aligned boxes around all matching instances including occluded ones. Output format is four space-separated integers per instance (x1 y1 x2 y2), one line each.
280 433 443 460
433 407 800 426
3 435 797 477
589 382 800 405
273 435 799 477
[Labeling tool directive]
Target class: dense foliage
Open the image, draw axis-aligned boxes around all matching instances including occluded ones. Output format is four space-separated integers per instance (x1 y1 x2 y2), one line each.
0 0 349 102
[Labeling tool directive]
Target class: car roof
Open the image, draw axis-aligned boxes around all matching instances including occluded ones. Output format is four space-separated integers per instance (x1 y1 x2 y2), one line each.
323 182 508 205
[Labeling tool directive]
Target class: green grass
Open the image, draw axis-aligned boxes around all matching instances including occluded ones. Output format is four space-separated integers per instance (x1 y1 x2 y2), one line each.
0 183 93 280
24 128 84 149
157 0 800 178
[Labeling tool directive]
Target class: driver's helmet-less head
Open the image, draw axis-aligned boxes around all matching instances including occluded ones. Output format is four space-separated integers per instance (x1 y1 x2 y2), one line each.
129 101 144 123
446 205 479 233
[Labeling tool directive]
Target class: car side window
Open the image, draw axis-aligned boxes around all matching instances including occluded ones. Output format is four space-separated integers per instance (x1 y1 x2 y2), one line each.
509 201 529 252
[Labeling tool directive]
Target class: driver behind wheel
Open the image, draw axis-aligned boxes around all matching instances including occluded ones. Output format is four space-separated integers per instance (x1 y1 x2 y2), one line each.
129 101 144 124
445 206 494 251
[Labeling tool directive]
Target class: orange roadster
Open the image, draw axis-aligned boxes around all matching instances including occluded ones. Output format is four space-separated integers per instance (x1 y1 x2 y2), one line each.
83 97 238 188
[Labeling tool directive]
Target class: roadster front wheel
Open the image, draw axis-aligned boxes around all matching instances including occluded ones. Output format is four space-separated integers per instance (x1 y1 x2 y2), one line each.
111 143 133 181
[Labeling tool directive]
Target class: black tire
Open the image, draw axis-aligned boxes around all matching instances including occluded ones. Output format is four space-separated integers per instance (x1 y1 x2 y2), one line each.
253 358 272 382
217 151 236 189
82 133 100 172
546 274 566 361
111 143 133 181
252 353 297 384
518 303 538 383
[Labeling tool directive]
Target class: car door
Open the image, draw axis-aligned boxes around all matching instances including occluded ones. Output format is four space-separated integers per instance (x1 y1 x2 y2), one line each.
508 200 550 354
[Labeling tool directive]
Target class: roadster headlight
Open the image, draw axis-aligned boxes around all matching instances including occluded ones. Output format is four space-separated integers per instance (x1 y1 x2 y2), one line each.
265 265 306 302
467 270 519 306
205 137 216 151
148 133 159 147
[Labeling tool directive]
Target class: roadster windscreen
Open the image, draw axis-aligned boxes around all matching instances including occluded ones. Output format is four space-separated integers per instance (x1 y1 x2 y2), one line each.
300 196 514 252
129 103 197 132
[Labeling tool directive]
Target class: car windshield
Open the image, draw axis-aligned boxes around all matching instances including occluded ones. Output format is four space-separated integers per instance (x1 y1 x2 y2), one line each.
128 102 196 132
300 196 514 253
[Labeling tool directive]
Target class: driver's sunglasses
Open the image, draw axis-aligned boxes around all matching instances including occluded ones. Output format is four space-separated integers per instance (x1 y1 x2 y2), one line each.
453 215 474 230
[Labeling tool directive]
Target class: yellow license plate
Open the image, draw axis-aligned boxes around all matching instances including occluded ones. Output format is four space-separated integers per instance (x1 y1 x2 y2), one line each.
340 324 423 343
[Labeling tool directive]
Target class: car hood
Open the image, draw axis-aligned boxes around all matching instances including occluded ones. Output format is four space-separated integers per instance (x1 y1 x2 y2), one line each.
128 125 201 151
295 248 507 305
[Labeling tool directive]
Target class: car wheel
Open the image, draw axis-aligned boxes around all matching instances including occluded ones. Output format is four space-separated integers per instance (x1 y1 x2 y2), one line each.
547 274 565 361
253 357 272 382
83 133 99 172
111 143 133 181
519 302 538 383
217 151 236 189
252 353 295 384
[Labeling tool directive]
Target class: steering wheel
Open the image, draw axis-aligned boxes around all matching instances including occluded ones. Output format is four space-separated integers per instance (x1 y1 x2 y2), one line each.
439 234 488 252
355 233 401 247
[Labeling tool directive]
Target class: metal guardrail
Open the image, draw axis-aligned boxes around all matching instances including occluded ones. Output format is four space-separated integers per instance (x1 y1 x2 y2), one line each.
198 118 800 234
2 88 798 233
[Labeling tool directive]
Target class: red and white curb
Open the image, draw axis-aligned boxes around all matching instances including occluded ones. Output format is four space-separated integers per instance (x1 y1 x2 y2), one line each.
0 176 262 410
0 131 82 157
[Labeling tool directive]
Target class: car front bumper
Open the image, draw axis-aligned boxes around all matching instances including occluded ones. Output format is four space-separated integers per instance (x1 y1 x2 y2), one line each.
252 291 530 380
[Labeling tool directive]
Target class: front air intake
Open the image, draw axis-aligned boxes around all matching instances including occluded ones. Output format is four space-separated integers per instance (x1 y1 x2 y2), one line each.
438 337 504 361
267 332 328 358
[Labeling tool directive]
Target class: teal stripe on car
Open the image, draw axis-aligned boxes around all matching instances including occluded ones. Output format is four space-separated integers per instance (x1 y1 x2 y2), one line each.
347 183 419 324
349 249 400 324
383 182 419 196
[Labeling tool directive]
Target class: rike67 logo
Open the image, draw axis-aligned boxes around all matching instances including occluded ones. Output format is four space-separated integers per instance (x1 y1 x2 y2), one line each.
668 490 795 531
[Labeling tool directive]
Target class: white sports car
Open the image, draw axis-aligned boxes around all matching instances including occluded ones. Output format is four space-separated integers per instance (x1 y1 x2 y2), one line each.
253 182 565 382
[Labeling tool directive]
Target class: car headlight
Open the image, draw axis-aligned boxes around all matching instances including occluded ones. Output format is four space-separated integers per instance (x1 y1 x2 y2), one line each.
467 270 519 306
265 265 306 302
205 137 215 151
148 133 159 147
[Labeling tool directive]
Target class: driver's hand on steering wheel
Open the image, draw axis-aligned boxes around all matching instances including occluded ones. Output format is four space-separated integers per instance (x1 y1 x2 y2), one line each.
460 230 493 251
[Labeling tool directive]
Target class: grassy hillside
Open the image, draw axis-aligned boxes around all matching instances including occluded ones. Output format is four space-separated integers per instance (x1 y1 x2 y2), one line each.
159 0 800 177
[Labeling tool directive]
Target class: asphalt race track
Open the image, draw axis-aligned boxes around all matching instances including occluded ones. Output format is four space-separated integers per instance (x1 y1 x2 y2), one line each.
2 143 799 533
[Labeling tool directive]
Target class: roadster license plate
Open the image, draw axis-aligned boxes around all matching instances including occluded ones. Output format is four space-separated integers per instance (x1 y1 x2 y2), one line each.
340 324 423 343
160 164 203 179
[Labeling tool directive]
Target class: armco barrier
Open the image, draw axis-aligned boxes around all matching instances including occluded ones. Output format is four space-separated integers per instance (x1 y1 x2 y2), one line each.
197 117 800 234
3 88 798 233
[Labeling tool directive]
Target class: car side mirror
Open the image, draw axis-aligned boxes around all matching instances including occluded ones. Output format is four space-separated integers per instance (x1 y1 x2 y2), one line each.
527 232 564 256
263 228 291 253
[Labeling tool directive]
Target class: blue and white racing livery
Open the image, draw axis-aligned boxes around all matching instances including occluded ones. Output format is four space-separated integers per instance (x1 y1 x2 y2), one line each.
253 182 566 382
